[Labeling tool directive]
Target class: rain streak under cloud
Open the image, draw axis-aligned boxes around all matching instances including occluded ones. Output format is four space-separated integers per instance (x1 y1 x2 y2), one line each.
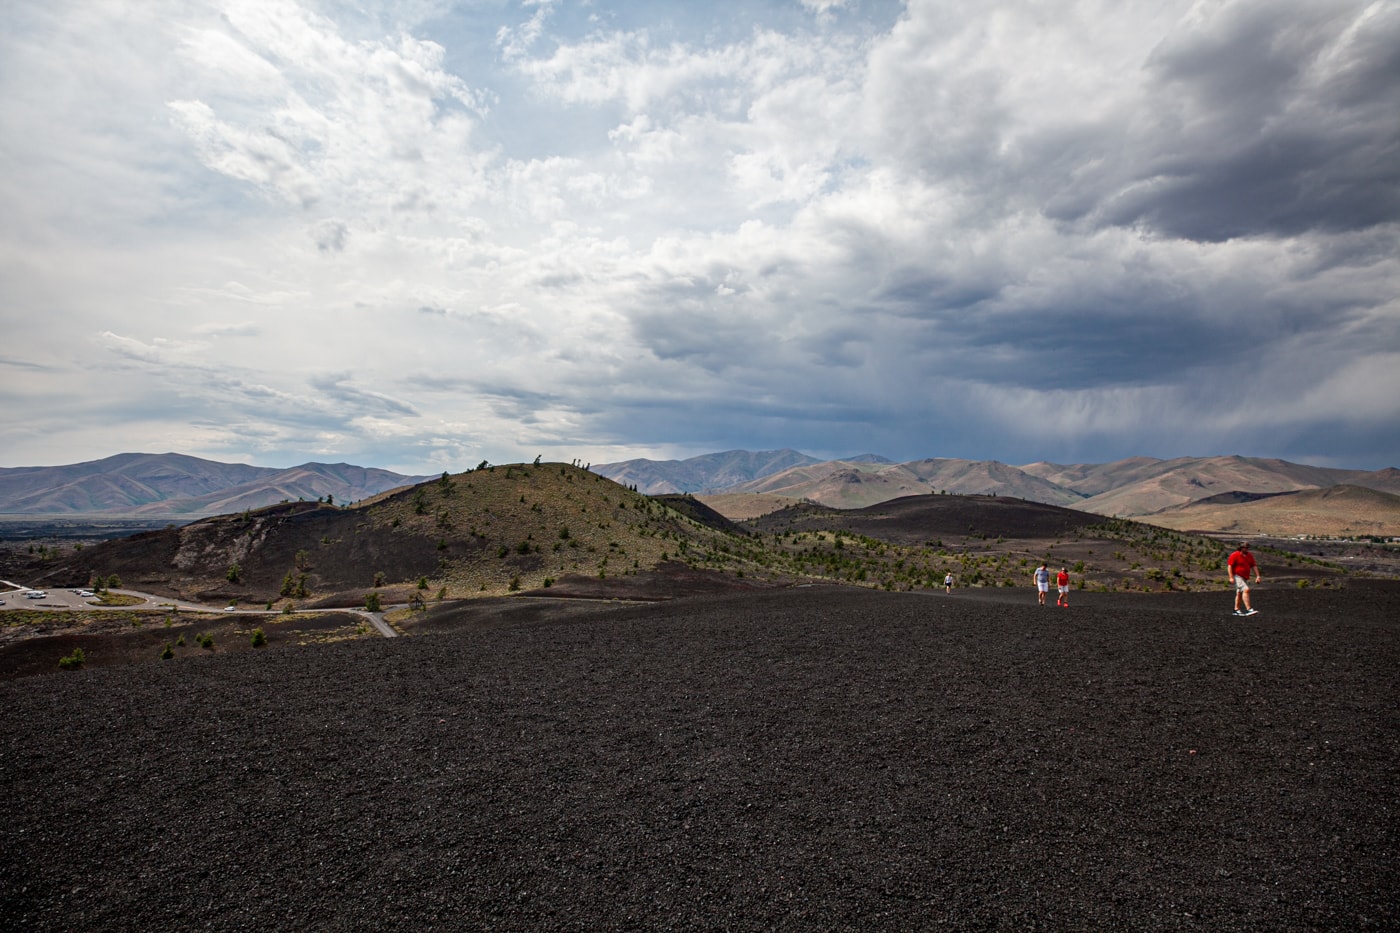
1 0 1397 473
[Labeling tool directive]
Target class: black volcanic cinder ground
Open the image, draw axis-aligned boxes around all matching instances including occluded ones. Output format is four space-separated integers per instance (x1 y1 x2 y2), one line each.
3 583 1398 931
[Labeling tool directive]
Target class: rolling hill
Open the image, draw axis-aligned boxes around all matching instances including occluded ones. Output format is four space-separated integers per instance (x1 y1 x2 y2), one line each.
14 465 1373 637
592 449 892 494
1144 485 1400 537
0 453 430 518
628 451 1399 529
9 450 1399 540
36 463 753 605
1065 456 1383 516
726 458 1085 508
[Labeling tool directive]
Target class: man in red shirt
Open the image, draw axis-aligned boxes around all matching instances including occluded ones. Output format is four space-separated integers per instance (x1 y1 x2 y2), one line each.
1227 543 1261 616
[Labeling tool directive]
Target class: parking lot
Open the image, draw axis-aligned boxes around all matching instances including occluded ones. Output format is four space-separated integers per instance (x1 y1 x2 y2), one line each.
0 581 198 612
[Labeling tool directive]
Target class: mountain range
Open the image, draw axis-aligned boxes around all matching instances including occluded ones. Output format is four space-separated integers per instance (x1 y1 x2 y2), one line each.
0 453 431 518
593 449 1400 530
5 450 1399 535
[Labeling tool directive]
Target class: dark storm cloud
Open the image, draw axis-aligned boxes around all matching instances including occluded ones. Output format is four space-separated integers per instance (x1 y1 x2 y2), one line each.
1083 1 1400 241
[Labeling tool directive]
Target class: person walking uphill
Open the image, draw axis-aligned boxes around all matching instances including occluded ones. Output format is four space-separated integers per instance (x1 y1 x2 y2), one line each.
1056 567 1070 607
1227 542 1261 616
1034 564 1051 605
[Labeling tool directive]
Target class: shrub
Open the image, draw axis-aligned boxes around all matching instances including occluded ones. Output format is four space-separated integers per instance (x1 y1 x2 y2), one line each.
160 642 174 660
250 628 267 648
508 576 521 592
58 648 86 670
365 592 382 612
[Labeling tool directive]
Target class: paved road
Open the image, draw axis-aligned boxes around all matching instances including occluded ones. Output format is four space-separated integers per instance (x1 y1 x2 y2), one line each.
0 580 398 638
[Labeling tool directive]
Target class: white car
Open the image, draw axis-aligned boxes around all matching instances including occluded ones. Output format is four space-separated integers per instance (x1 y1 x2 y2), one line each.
223 606 237 612
23 591 47 599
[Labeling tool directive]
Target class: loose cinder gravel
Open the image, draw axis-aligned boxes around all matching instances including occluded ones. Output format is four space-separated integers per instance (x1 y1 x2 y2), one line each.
3 583 1398 931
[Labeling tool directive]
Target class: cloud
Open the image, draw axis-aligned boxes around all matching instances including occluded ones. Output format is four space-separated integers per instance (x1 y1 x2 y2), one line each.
0 0 1396 473
166 0 492 220
307 373 420 418
1086 0 1400 241
193 322 262 337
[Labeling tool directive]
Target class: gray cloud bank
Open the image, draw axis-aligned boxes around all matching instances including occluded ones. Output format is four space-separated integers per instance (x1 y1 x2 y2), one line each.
0 0 1396 473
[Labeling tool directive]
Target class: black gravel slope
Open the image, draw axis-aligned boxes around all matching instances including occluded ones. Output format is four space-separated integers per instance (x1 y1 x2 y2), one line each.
3 583 1398 931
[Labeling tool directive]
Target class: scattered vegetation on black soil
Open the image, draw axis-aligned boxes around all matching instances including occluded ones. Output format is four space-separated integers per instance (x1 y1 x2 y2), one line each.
11 464 1367 608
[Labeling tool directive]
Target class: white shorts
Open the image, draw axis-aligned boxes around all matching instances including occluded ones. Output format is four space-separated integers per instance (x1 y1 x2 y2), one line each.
1058 585 1070 594
1037 582 1050 592
1234 576 1250 592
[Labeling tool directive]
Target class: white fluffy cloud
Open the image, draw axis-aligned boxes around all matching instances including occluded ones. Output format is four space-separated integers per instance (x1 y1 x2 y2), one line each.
1 0 1396 472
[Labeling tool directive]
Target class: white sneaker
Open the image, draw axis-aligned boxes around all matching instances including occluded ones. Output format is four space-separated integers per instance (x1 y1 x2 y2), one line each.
1244 608 1259 616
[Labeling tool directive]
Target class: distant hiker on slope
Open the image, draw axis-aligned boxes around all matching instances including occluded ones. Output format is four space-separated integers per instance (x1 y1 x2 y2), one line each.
1227 542 1261 616
944 572 954 594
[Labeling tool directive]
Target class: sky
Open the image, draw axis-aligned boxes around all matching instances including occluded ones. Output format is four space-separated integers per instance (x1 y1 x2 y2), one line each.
1 0 1397 475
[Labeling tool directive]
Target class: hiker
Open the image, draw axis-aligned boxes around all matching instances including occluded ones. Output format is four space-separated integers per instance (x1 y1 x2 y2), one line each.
1056 567 1070 607
1226 542 1261 616
1034 563 1051 605
944 572 954 594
